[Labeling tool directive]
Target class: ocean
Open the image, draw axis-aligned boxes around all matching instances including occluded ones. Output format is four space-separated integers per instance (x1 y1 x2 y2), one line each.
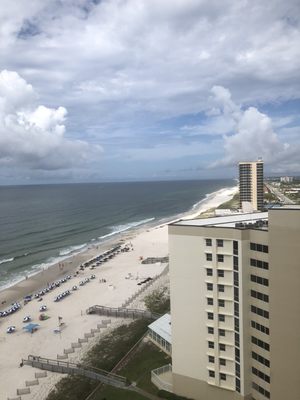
0 179 234 290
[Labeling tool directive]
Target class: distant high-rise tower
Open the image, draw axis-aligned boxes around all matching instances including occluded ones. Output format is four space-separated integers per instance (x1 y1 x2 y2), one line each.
239 159 264 211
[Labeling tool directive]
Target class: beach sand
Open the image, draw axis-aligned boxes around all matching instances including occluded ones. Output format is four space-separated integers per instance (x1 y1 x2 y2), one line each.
0 185 237 400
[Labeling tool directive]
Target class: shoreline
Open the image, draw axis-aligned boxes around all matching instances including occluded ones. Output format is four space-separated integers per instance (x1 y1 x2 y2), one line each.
0 183 237 400
0 184 237 309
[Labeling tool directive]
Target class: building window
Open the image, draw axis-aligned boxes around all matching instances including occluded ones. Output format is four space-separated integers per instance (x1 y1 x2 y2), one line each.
234 271 239 286
205 238 212 246
263 245 268 253
218 314 225 322
252 382 270 399
217 239 224 247
252 366 270 383
207 297 214 305
236 378 241 393
234 287 239 302
218 284 225 292
234 302 239 317
251 305 269 319
233 256 239 270
250 274 269 287
217 269 224 278
251 289 269 303
217 254 224 262
208 327 214 334
206 268 213 276
220 373 226 381
206 253 213 261
207 283 213 291
250 258 269 270
251 336 270 351
234 317 239 332
251 320 270 335
235 348 240 363
208 341 214 349
219 329 226 336
219 343 226 351
208 370 215 378
252 351 270 368
207 312 214 320
257 244 263 252
233 240 238 255
218 299 225 307
250 242 269 253
208 355 215 363
220 358 226 366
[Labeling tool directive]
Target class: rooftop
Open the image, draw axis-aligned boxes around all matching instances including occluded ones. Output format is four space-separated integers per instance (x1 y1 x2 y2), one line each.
148 313 171 344
172 212 269 229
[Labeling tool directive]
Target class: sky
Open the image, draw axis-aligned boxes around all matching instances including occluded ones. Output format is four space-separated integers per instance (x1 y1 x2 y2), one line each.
0 0 300 184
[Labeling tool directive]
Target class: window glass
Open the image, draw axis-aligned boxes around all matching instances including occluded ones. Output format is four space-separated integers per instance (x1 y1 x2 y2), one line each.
206 253 213 261
217 254 224 262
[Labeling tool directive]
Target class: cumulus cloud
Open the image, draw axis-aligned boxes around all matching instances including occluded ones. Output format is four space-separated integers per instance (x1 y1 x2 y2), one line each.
209 85 299 170
0 70 101 171
0 1 300 181
2 1 300 111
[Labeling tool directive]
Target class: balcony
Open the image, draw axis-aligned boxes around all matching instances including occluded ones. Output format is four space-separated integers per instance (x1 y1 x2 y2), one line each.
151 364 173 392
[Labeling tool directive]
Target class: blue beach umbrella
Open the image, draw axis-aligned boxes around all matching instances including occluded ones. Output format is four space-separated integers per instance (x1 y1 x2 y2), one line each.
23 323 40 333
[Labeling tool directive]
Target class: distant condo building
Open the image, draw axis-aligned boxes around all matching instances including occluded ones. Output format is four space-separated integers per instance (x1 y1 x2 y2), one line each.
152 206 300 400
239 160 264 211
280 176 293 183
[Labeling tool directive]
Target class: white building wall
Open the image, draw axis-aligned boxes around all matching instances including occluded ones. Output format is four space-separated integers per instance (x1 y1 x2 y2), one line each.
169 232 208 382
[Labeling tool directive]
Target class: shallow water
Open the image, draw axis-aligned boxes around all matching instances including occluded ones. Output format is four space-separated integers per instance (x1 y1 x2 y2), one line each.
0 179 234 289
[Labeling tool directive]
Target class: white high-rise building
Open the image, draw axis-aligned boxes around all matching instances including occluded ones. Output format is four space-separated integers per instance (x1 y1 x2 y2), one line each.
153 206 300 400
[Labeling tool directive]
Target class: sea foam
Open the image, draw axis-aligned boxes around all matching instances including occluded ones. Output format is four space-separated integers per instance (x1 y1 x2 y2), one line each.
0 257 14 265
98 217 155 240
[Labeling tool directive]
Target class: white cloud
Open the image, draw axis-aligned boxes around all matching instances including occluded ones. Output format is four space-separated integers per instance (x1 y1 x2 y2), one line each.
0 70 101 171
0 1 300 180
2 0 300 111
209 86 300 172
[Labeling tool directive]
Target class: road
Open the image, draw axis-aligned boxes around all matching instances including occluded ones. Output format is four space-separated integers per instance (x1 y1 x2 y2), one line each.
265 183 295 205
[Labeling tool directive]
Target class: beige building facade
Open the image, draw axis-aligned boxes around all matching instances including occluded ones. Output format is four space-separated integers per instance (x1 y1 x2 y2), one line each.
168 207 300 400
239 160 264 211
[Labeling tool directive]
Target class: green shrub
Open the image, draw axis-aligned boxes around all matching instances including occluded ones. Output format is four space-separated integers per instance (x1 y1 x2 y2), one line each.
144 287 170 314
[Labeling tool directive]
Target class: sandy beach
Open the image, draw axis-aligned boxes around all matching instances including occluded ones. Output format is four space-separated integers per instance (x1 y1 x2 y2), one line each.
0 185 237 400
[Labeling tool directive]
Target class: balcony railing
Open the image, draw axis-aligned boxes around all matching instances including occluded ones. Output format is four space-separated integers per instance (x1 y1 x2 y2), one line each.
151 364 173 392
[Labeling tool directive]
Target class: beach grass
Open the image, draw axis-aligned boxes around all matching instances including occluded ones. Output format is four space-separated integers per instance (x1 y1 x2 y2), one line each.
46 319 152 400
46 294 173 400
217 192 240 209
95 341 171 399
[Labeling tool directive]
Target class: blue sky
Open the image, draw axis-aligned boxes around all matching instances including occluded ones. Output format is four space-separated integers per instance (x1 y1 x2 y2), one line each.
0 0 299 184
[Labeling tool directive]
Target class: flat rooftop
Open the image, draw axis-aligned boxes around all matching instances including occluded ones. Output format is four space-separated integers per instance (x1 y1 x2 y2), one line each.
148 313 171 344
172 212 269 228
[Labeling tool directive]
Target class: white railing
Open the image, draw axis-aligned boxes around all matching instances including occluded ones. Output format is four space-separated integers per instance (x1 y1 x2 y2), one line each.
151 364 172 392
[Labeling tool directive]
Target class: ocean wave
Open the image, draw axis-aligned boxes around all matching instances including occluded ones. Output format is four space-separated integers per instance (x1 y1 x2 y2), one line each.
59 243 87 256
99 217 155 240
0 257 14 265
0 275 25 291
13 252 30 260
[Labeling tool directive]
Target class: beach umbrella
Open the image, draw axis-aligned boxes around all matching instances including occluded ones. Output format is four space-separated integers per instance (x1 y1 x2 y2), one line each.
23 323 40 333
